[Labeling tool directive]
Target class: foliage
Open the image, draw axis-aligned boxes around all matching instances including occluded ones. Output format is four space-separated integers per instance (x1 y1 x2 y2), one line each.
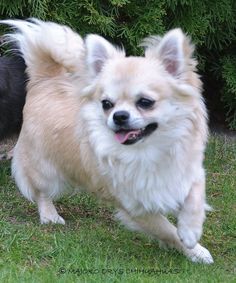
221 56 236 129
0 0 235 128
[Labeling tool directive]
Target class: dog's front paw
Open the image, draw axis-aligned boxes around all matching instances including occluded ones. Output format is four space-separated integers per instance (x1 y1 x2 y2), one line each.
177 223 201 249
184 244 214 264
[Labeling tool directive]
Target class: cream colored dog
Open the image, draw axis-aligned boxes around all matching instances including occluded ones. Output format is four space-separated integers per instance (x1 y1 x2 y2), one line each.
1 19 213 263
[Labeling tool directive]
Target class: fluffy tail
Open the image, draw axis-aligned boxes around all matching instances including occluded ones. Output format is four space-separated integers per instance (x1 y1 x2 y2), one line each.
0 18 85 79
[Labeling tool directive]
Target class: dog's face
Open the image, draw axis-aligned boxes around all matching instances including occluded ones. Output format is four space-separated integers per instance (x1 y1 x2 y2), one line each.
84 29 202 147
98 58 174 146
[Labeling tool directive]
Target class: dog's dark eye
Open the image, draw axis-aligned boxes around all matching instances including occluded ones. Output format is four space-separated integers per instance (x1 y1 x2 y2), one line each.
136 98 155 109
101 99 114 111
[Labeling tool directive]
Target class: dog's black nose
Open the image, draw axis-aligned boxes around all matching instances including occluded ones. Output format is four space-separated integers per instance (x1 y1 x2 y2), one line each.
113 111 130 126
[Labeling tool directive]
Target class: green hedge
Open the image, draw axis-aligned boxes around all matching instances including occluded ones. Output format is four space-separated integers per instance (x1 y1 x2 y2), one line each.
0 0 235 129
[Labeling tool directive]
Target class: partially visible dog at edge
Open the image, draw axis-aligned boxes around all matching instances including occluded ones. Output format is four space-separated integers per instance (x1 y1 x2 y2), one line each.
0 18 213 264
0 40 27 159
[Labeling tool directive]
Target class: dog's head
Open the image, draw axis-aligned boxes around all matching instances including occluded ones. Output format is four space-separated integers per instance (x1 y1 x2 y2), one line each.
82 29 205 149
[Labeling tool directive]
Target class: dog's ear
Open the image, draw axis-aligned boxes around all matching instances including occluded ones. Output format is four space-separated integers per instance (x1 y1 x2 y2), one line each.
143 29 192 79
85 35 124 79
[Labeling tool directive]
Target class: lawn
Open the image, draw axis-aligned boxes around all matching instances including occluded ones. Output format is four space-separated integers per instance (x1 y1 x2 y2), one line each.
0 135 235 283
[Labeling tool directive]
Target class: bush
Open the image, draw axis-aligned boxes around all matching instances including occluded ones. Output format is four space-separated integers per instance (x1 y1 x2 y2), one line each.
221 56 236 129
0 0 235 129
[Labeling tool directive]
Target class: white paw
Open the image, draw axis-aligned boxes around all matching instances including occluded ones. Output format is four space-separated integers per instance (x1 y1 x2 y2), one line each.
177 224 201 249
184 244 214 264
40 214 65 225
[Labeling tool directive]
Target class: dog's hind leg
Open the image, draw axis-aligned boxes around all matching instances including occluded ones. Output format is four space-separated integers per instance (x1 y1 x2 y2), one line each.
13 172 65 225
35 192 65 225
12 147 66 225
116 209 213 264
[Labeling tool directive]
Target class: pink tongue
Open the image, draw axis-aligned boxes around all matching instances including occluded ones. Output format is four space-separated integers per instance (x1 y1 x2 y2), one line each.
115 130 141 144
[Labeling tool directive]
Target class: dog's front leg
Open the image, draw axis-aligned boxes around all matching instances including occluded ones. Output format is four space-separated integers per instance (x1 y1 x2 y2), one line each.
116 208 213 263
177 180 206 249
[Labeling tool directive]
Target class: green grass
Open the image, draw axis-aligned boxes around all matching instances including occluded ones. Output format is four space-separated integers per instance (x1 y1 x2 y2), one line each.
0 135 235 283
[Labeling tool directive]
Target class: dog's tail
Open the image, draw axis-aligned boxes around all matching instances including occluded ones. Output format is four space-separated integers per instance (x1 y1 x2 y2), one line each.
0 18 85 79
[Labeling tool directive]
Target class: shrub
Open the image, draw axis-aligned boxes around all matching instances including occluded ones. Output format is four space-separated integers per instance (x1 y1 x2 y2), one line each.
0 0 235 129
221 56 236 129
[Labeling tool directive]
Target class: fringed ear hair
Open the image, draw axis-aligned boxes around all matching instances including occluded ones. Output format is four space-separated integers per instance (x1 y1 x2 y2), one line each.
85 34 125 80
142 29 189 79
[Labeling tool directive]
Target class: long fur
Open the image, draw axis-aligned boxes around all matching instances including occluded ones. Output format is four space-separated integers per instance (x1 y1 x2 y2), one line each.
1 19 213 264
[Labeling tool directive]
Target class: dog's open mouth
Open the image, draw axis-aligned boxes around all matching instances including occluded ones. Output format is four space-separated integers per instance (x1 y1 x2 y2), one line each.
115 123 158 145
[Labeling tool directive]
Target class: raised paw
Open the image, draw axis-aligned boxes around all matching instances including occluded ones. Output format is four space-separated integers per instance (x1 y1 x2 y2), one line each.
177 224 201 249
